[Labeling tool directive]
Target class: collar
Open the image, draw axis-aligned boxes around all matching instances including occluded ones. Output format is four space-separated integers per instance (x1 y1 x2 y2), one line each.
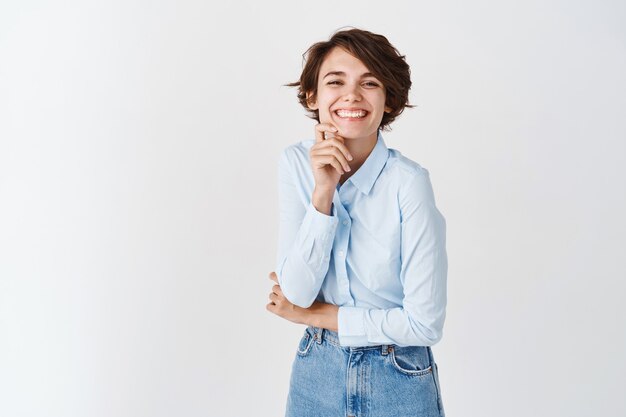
345 130 389 195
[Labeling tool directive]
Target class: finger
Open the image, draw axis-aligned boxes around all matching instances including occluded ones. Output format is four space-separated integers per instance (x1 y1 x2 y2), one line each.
314 123 338 143
311 147 352 172
269 292 278 302
311 150 351 173
268 272 278 283
313 155 344 175
272 284 282 295
311 137 353 162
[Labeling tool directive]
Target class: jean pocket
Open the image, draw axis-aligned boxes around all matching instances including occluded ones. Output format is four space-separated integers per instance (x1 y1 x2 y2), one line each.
388 345 433 376
296 329 315 357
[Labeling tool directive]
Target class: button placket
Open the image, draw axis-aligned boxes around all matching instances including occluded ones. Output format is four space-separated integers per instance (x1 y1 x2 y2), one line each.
331 189 354 305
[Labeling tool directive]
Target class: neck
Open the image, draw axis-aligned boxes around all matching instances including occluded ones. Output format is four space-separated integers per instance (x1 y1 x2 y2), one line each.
338 130 379 184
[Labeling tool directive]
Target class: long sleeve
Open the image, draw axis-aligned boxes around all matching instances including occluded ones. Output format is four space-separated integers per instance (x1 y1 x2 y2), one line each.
337 170 448 346
275 148 339 308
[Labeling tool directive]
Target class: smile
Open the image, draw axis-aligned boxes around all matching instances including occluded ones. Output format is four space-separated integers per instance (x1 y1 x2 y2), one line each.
334 109 368 119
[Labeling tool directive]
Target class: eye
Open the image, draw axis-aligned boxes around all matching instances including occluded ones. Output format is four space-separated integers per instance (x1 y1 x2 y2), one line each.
327 80 343 85
363 81 380 87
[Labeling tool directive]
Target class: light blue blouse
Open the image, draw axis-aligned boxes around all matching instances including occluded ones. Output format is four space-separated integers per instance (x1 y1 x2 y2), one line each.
276 131 447 347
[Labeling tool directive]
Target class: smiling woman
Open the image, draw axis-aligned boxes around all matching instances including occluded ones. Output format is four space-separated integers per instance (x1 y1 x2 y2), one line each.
287 28 413 133
267 28 447 417
305 47 389 148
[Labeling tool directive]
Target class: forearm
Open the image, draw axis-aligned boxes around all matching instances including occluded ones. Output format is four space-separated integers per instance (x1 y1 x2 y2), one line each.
337 304 445 347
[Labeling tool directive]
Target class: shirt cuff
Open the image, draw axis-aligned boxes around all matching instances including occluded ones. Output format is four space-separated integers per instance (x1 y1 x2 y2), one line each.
301 201 338 232
337 306 369 347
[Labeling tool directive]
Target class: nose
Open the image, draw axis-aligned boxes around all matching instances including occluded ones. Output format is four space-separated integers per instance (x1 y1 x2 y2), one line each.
342 83 362 102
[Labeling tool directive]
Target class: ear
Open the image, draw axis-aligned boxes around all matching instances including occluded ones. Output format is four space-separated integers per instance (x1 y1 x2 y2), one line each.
306 92 318 110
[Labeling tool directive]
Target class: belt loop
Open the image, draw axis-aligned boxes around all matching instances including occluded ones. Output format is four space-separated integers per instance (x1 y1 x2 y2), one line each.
382 344 389 355
426 345 434 366
313 327 323 344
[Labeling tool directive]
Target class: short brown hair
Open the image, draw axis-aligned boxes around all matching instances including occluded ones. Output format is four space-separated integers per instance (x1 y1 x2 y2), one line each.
286 28 414 131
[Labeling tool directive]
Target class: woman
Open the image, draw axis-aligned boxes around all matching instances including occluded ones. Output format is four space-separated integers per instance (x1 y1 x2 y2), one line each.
266 28 447 417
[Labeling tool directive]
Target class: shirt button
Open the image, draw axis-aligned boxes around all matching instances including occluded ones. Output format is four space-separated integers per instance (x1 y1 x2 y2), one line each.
342 219 349 226
338 250 344 257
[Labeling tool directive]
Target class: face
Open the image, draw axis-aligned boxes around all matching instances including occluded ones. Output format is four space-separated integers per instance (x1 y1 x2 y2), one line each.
307 47 391 141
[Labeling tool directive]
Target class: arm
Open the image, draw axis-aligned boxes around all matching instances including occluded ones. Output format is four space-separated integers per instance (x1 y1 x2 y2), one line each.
337 170 448 346
275 148 339 308
266 271 339 332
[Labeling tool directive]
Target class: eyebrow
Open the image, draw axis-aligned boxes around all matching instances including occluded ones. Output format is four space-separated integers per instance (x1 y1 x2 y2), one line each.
323 71 377 79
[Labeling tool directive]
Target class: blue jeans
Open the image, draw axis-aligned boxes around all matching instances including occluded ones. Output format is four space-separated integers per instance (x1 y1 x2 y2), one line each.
285 326 445 417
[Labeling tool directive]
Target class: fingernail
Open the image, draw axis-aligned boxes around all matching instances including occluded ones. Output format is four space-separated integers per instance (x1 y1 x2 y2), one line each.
348 155 353 161
331 127 338 132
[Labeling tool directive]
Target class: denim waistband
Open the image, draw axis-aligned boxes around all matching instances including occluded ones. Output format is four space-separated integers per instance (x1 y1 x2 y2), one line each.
309 326 341 345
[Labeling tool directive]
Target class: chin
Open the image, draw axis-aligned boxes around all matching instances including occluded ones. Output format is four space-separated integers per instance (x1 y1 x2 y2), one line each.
337 128 377 140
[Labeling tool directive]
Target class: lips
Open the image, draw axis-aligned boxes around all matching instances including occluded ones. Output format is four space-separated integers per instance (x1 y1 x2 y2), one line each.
334 108 369 119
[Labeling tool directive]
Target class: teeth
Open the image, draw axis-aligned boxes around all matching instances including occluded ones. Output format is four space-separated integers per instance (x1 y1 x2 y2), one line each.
336 110 367 118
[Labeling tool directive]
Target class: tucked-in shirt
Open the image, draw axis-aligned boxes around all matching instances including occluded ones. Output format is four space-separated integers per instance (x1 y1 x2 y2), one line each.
275 131 447 347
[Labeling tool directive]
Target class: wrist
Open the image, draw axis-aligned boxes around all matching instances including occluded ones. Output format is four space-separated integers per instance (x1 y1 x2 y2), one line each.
314 184 335 194
306 302 339 331
312 187 334 215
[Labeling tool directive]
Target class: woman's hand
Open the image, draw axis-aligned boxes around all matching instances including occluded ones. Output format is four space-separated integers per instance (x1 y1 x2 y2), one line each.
310 123 353 190
266 272 339 332
266 272 306 325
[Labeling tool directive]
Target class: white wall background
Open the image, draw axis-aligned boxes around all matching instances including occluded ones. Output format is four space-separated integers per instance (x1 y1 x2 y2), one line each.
1 1 625 416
